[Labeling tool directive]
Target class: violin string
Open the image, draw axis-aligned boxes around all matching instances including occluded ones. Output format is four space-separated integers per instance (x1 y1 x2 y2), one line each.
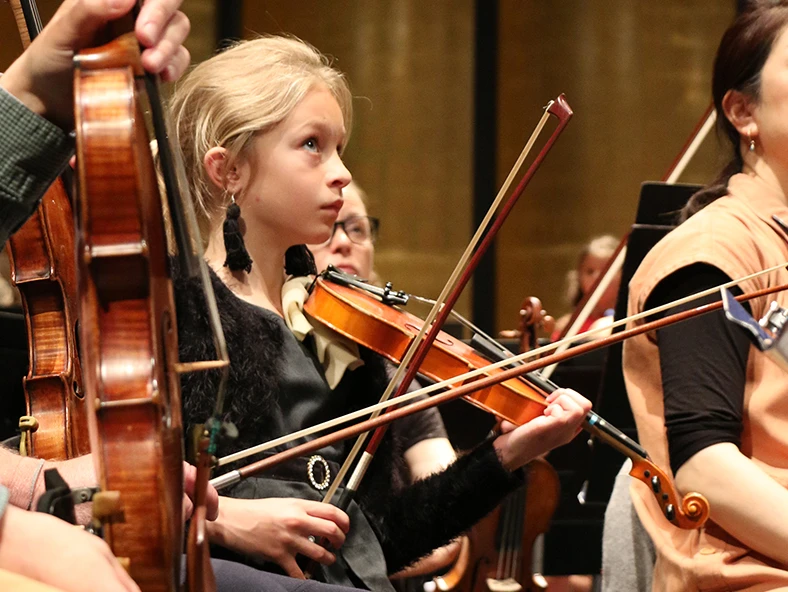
213 263 786 469
496 494 512 579
513 487 525 580
31 0 41 35
320 105 556 504
408 294 499 345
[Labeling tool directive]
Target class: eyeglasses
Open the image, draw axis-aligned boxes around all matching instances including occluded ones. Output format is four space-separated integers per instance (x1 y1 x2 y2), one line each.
322 215 380 246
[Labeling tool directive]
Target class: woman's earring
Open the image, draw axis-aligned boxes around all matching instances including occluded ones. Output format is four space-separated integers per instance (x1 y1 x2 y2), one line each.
223 195 253 273
749 134 756 153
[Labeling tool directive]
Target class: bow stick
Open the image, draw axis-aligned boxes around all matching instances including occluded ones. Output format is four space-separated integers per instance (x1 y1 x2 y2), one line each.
172 130 231 592
319 96 573 509
540 104 717 379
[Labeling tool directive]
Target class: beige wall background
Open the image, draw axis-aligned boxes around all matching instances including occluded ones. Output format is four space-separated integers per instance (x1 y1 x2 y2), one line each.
1 1 735 332
494 1 733 331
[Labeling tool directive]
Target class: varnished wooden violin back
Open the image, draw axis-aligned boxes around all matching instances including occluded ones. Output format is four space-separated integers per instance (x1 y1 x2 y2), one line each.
74 32 183 592
5 0 90 462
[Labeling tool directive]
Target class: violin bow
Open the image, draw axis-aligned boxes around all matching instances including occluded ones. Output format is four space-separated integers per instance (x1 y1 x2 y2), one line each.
319 96 573 508
169 116 231 592
213 262 787 470
147 29 233 592
540 104 717 379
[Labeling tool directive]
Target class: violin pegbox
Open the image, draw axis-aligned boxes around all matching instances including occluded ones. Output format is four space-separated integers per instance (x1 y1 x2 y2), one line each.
629 457 709 529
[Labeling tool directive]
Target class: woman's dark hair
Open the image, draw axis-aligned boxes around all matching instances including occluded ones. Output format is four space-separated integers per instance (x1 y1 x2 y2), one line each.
681 0 788 221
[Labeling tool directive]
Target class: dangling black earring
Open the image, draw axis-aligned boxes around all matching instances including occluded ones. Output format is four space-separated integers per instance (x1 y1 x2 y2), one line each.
285 245 317 277
223 195 253 273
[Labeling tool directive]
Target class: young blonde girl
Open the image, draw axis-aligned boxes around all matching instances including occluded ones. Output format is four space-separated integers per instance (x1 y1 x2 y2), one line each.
170 36 590 589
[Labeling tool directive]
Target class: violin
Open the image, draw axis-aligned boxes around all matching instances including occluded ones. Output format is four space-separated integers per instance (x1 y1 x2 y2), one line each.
298 269 709 530
427 457 558 592
304 274 547 426
73 17 184 592
5 0 89 461
72 6 230 589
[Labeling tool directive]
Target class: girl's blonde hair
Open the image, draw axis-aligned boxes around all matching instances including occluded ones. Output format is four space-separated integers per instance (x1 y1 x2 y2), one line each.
170 36 353 237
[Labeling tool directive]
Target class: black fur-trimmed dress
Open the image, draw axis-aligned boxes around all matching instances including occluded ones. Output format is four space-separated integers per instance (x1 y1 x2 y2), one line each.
175 269 526 591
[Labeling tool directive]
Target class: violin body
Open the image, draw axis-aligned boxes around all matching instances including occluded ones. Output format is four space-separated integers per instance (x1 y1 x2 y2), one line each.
305 277 548 425
430 458 559 592
4 0 89 462
7 180 90 459
74 32 183 592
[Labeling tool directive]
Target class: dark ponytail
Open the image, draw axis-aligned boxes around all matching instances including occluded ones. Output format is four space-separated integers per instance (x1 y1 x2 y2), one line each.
681 0 788 221
285 244 317 277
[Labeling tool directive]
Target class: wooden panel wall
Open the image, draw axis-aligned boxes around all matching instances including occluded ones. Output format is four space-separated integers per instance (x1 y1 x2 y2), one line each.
495 1 734 330
239 1 735 331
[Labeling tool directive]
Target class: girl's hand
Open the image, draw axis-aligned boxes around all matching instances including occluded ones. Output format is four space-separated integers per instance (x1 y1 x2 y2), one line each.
207 496 350 579
493 388 591 471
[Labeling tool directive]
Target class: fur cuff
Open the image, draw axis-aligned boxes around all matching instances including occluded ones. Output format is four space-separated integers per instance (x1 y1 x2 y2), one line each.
364 437 526 573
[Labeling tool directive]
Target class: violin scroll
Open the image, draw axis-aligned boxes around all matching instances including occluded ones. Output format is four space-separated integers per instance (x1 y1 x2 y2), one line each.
519 297 555 338
499 296 555 353
629 457 709 529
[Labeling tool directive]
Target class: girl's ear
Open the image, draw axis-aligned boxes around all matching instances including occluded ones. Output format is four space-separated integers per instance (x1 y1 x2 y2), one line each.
722 89 759 140
203 147 245 195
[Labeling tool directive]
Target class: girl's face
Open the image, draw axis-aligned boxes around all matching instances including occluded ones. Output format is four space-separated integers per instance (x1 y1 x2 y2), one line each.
578 253 620 315
578 254 606 297
237 85 351 248
309 185 375 279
